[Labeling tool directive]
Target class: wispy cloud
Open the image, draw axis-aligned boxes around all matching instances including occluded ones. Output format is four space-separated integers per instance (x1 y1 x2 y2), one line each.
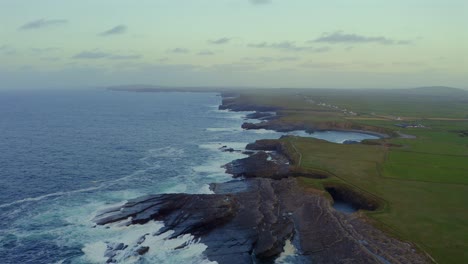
243 56 299 62
391 61 424 67
0 45 16 55
108 54 141 60
300 62 348 69
300 61 387 69
168 48 190 54
99 25 127 36
19 19 68 30
248 41 330 52
208 37 231 45
72 50 141 60
313 31 412 45
73 51 109 59
210 62 259 72
198 50 215 56
31 47 60 54
250 0 272 5
157 57 169 63
40 57 61 62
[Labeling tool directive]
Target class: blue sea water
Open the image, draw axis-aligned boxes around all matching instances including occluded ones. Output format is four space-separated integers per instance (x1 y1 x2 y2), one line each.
0 90 378 263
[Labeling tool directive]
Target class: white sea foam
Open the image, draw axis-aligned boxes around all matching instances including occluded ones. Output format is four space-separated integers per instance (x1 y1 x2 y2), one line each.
192 164 223 174
198 184 214 194
206 127 243 132
0 146 190 209
191 162 231 184
0 169 148 209
275 239 298 263
28 199 216 263
214 109 255 120
82 241 108 263
0 186 102 209
198 142 248 152
163 183 188 194
192 141 249 187
144 146 185 159
250 129 280 135
81 221 216 264
205 104 220 109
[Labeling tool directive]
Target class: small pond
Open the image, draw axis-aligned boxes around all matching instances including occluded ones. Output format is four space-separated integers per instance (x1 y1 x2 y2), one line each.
287 130 380 143
332 201 358 214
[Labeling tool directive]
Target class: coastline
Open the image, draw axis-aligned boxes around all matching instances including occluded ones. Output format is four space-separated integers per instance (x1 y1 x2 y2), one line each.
218 92 396 139
93 91 431 263
311 128 390 139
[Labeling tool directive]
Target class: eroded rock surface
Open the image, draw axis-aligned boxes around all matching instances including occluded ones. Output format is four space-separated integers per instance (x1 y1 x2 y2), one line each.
95 193 237 239
95 178 429 264
223 151 290 179
245 111 276 120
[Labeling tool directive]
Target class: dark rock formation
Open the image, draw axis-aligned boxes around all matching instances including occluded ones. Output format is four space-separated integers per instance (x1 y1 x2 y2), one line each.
218 96 280 112
456 130 468 137
242 121 307 132
223 151 290 179
343 140 360 144
94 193 237 239
245 139 282 151
245 139 298 169
219 93 394 137
92 94 426 263
325 184 380 211
219 146 240 153
94 178 429 264
135 246 149 255
245 111 276 120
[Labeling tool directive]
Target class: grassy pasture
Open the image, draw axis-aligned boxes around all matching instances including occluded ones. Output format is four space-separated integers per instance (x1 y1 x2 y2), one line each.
236 87 468 263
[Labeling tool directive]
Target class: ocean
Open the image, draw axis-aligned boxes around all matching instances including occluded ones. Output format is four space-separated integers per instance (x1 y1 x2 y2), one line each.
0 90 378 263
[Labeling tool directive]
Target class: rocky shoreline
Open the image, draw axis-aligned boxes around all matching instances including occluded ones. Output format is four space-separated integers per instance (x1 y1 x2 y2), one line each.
220 92 394 139
94 160 428 263
92 94 430 263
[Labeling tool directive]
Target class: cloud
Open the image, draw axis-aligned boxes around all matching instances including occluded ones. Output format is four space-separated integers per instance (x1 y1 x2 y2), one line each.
248 41 330 52
40 57 61 62
313 31 411 45
0 45 16 55
300 62 348 69
72 50 141 60
108 54 142 60
396 40 412 45
208 38 231 45
99 25 127 36
300 61 388 70
168 48 190 54
31 47 61 54
73 51 109 59
247 41 310 51
392 61 424 67
198 50 215 56
243 56 299 62
19 19 68 30
157 57 169 63
250 0 272 4
210 63 259 72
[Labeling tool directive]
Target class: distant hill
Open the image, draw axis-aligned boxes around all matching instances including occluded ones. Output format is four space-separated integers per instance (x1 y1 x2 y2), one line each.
396 86 468 97
107 84 468 99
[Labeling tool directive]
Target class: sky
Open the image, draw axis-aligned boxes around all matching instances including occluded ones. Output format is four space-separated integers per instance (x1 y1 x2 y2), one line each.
0 0 467 89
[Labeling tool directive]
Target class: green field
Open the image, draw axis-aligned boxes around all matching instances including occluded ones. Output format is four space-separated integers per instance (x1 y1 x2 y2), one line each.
234 87 468 263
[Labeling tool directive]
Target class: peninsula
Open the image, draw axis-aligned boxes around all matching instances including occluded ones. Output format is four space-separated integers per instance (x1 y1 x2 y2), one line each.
103 86 468 263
